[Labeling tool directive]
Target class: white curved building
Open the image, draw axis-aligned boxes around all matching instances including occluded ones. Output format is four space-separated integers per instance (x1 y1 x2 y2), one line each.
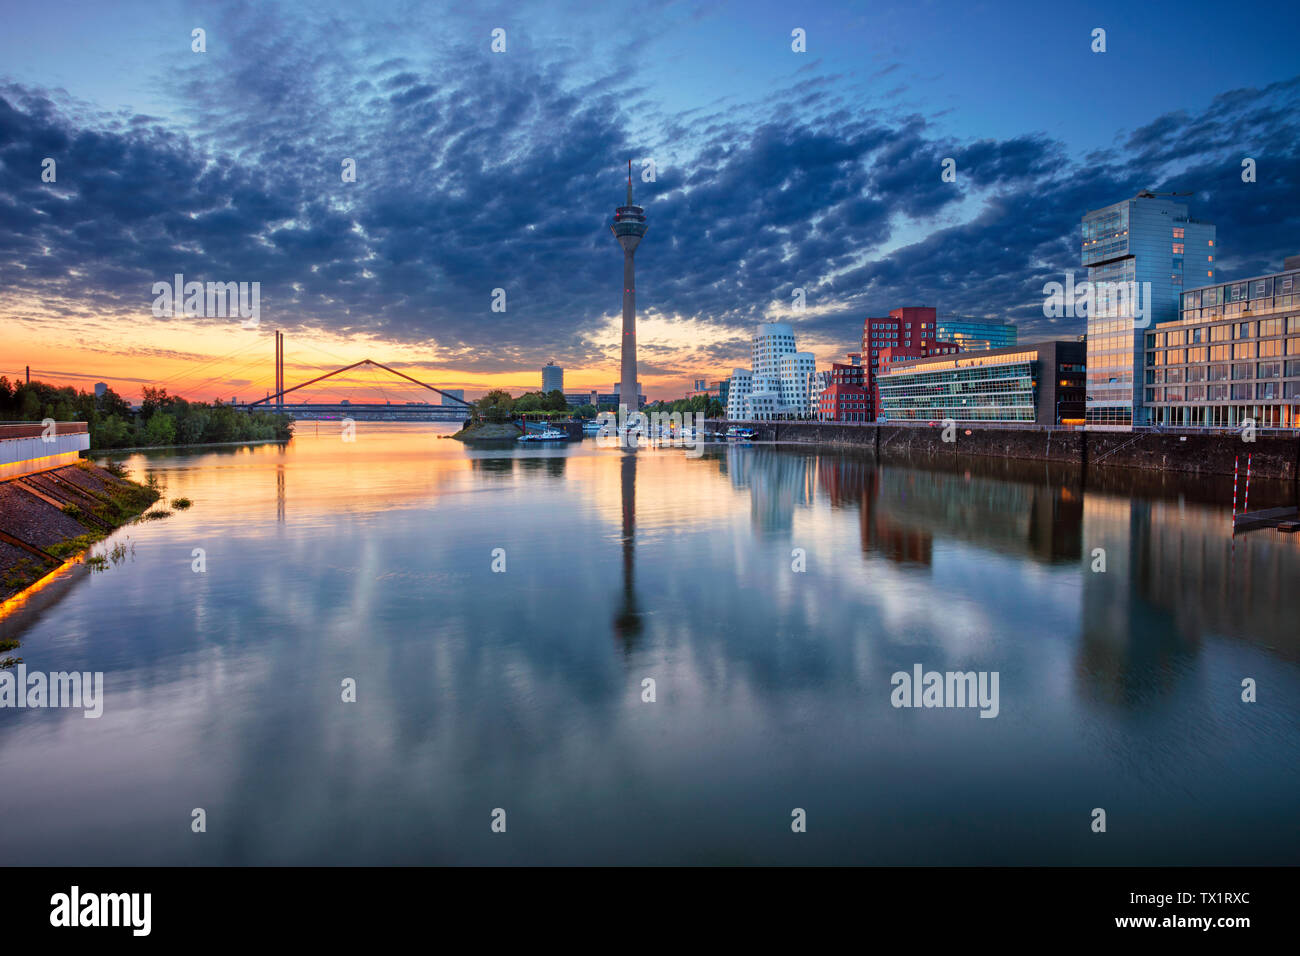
727 323 816 420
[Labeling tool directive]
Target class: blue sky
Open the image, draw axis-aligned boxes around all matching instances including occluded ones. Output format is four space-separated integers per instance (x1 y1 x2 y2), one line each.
2 0 1299 397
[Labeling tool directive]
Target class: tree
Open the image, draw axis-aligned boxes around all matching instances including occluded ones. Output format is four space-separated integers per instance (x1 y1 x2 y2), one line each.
141 386 174 417
476 389 515 423
513 392 543 413
144 412 177 445
545 389 568 412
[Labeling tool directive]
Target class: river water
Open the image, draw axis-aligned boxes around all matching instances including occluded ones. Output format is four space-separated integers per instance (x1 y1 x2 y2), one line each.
1 423 1297 864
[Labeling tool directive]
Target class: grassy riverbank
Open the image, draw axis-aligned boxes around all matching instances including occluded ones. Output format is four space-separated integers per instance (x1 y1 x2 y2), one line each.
0 461 162 618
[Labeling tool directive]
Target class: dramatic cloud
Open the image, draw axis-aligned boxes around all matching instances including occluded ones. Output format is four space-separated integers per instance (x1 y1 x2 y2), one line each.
2 3 1298 387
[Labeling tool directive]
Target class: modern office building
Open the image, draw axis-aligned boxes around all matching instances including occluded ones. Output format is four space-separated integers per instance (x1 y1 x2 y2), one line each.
862 307 956 420
1081 192 1215 428
94 382 107 398
564 388 642 408
726 323 816 419
542 362 563 394
440 388 465 405
877 340 1085 427
933 317 1017 352
1145 261 1300 428
686 379 725 401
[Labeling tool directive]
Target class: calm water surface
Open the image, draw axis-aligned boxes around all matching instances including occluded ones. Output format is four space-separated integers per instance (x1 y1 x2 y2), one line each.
1 423 1297 864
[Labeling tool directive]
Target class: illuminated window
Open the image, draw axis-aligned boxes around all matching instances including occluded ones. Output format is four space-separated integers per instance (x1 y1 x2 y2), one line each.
1173 243 1184 254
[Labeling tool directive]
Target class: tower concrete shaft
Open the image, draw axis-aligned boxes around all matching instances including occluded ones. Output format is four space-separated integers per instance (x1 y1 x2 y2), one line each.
611 160 647 415
620 248 638 413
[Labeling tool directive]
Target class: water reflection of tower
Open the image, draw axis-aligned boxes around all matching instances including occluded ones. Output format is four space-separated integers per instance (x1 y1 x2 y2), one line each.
276 464 285 523
612 450 642 648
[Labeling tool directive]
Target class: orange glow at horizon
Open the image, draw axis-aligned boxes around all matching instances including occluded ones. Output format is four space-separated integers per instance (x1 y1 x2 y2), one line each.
1 298 853 405
0 319 720 405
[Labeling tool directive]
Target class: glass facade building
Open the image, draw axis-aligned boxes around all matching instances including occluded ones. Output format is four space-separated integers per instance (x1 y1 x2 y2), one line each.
1145 264 1300 428
933 317 1018 352
1082 195 1215 428
877 341 1085 426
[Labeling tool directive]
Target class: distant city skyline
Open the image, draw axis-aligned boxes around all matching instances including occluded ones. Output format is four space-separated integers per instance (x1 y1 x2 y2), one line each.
2 0 1299 403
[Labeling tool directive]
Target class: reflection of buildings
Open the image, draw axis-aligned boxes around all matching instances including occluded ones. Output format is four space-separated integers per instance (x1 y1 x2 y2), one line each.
859 469 933 565
722 445 814 534
612 451 642 649
277 464 285 522
1079 494 1300 707
820 457 1082 566
813 455 933 564
469 455 568 480
715 444 1084 563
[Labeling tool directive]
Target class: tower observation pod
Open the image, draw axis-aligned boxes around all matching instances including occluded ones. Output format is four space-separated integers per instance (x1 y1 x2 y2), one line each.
612 160 647 419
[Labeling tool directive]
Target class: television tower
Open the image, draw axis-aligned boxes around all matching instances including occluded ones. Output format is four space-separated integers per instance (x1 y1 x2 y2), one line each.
611 160 647 415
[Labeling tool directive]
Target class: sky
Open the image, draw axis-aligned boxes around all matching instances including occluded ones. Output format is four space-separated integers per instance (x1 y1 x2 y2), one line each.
2 0 1299 403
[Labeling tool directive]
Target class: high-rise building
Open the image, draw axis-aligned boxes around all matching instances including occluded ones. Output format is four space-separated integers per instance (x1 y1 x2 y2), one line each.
933 317 1017 352
726 323 816 419
542 361 563 394
1081 192 1215 428
93 382 107 398
440 388 465 406
611 161 648 416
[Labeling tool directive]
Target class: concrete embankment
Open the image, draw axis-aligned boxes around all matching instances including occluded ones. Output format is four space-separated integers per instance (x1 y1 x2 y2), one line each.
708 421 1299 481
0 461 160 607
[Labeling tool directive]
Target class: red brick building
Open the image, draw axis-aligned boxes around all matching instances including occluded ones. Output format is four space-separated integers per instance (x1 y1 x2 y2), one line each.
817 381 871 421
862 306 960 419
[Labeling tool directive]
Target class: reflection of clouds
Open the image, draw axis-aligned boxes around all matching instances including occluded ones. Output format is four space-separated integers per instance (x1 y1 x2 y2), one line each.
5 425 1298 863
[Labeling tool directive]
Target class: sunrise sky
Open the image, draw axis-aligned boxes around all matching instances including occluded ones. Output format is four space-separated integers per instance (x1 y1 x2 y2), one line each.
2 0 1299 404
